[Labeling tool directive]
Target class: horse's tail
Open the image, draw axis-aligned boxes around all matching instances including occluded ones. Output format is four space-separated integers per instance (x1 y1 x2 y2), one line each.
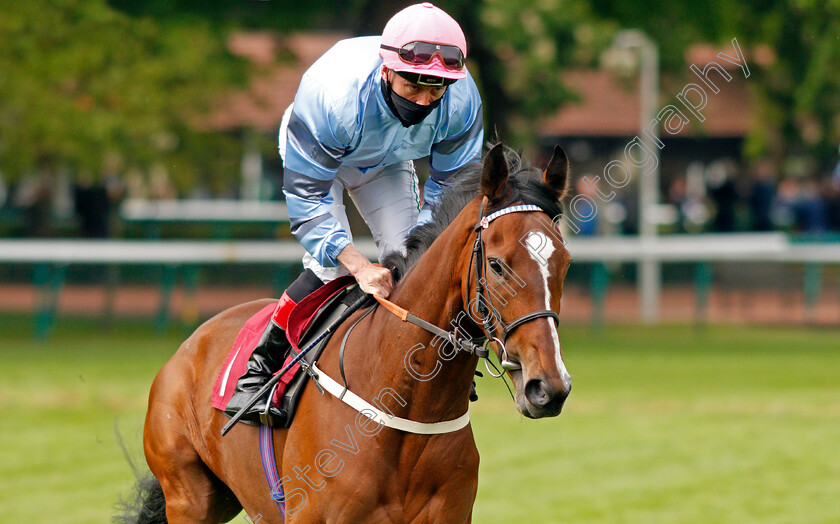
113 471 167 524
112 429 168 524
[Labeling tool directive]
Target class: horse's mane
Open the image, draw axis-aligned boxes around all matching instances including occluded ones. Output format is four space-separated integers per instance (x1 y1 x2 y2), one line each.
382 146 565 282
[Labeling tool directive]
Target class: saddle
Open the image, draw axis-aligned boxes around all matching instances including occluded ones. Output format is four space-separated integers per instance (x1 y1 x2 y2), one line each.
211 277 373 428
273 279 372 427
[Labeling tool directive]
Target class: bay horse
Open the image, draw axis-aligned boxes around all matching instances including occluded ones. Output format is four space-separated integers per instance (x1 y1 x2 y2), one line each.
121 143 572 523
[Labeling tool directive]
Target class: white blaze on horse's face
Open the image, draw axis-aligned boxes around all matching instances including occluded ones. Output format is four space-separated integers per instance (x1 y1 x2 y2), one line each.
524 231 572 391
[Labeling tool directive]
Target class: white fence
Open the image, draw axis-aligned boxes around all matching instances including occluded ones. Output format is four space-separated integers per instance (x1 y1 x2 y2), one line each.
1 234 839 335
566 232 840 263
565 232 840 323
8 233 829 265
0 238 378 264
0 238 377 337
120 199 289 223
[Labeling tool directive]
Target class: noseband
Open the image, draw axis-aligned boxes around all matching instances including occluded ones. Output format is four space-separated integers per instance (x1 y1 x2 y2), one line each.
469 200 561 372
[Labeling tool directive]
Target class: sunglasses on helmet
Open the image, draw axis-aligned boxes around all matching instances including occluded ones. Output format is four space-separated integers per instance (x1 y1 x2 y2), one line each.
380 41 465 70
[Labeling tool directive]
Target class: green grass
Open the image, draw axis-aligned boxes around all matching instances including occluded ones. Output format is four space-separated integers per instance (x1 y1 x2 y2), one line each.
1 318 839 523
473 325 840 524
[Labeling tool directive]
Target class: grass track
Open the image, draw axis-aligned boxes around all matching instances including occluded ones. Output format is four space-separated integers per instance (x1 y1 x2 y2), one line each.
1 318 838 523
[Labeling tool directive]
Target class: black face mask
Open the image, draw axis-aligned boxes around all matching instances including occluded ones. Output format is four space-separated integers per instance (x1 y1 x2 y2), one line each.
381 78 442 127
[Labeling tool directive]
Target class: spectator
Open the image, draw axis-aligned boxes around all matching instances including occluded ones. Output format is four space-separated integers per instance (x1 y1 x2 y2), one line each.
573 176 600 236
793 178 828 233
148 163 177 199
12 162 54 237
707 159 739 232
821 178 840 231
748 160 776 231
829 148 840 231
669 164 710 233
771 178 799 230
73 154 125 238
73 170 111 238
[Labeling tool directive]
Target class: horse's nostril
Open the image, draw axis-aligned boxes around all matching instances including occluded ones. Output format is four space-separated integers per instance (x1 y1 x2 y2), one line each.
525 379 552 407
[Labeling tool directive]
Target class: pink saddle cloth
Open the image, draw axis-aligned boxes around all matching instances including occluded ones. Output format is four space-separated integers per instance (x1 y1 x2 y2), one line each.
211 275 356 412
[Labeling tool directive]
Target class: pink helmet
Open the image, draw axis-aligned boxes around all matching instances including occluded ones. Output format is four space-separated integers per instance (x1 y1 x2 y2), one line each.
379 3 467 81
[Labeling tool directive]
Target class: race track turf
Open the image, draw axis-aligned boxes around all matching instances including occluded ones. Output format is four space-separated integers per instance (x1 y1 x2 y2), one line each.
1 317 838 523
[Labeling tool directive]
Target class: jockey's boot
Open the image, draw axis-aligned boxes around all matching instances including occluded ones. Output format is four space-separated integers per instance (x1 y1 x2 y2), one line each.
224 269 324 426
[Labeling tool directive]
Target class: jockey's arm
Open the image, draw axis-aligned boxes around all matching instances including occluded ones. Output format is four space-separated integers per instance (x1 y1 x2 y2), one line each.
281 84 356 265
416 79 484 229
283 102 394 298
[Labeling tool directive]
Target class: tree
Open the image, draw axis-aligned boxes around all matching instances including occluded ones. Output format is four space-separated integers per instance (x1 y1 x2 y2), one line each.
452 0 612 146
0 0 617 193
739 0 840 170
0 0 248 191
591 0 840 172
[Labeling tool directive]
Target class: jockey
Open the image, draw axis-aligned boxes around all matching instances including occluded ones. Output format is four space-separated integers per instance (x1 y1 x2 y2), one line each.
225 2 485 425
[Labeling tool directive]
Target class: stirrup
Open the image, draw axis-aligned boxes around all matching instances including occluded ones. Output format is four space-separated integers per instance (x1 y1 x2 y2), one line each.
260 382 283 427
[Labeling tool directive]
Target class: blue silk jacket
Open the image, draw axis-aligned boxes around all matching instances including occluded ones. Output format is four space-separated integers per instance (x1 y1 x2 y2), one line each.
281 36 484 267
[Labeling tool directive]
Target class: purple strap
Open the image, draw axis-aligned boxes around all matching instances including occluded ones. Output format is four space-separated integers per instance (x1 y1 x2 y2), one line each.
259 424 286 518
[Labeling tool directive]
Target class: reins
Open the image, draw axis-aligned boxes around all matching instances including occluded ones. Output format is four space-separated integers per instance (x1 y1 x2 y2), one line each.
372 295 489 359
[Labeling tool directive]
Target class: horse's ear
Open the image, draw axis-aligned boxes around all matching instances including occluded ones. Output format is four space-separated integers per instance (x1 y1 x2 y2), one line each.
480 143 509 203
542 144 569 199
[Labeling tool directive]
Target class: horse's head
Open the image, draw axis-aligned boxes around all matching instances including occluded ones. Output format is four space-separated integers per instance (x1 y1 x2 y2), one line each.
464 143 572 418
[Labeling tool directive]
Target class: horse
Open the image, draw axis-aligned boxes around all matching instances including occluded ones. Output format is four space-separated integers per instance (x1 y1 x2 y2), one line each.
120 142 573 523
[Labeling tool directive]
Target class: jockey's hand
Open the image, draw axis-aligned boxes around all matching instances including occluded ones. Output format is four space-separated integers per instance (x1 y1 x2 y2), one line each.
336 244 393 298
354 263 393 298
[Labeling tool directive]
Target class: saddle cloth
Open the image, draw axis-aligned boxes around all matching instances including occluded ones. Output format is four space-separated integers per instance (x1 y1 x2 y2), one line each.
212 275 370 426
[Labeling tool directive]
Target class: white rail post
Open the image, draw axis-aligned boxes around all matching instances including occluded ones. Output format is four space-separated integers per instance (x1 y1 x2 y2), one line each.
638 34 661 324
612 29 662 324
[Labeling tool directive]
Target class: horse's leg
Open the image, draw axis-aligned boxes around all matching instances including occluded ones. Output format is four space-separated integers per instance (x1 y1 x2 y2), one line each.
146 438 237 523
406 435 480 524
145 358 242 523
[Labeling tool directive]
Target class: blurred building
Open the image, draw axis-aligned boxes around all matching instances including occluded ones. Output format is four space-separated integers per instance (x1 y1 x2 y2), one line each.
538 66 751 179
207 32 350 133
207 31 351 202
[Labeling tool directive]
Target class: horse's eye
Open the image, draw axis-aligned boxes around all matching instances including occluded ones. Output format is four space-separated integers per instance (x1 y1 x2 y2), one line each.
488 258 504 276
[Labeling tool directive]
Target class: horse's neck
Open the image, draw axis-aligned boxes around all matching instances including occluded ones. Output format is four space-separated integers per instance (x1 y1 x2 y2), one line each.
393 228 470 335
366 202 479 421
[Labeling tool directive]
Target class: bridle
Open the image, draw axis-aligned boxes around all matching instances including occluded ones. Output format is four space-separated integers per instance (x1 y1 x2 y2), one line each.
466 199 561 374
303 198 566 435
372 198 561 377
